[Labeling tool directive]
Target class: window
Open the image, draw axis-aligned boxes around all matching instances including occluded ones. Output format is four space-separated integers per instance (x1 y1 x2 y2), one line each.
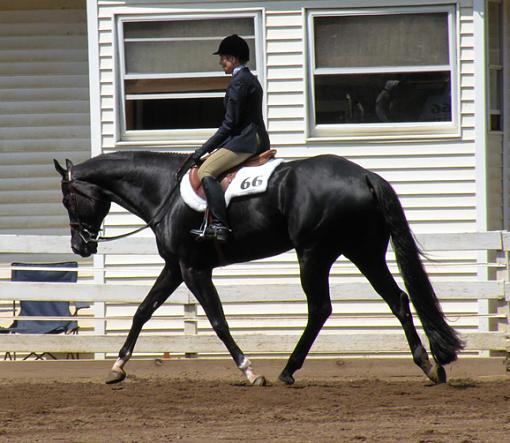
307 7 457 138
488 0 503 131
117 14 261 142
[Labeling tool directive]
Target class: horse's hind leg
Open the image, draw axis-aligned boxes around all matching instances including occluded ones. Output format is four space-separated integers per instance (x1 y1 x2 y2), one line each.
350 253 445 384
279 248 333 385
180 264 266 386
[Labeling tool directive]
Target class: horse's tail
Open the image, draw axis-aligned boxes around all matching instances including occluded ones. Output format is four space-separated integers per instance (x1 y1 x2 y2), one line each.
365 173 464 365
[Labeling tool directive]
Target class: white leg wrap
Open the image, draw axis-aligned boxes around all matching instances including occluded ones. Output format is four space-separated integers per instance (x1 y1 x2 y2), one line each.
239 357 258 384
112 357 127 372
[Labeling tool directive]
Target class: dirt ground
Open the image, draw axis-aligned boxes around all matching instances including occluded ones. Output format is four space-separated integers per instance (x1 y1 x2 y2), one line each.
0 357 509 442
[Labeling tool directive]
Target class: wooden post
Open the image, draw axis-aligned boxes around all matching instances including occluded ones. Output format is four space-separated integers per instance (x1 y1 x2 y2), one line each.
507 248 510 372
501 233 510 370
506 248 510 371
184 293 198 358
93 254 106 360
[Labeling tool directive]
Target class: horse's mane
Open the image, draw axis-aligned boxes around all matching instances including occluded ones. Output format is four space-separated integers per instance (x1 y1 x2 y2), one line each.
74 150 188 182
93 150 188 162
80 150 188 169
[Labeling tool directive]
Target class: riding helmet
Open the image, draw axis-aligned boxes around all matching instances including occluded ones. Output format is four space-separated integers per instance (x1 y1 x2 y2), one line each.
213 34 250 62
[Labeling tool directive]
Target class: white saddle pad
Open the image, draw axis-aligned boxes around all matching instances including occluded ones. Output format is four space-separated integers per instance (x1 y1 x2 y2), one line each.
180 158 284 212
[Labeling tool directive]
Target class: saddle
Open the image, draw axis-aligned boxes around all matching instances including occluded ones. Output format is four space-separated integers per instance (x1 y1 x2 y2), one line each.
189 149 277 198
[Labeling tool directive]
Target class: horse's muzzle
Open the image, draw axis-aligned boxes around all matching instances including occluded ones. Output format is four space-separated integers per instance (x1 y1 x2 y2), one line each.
71 234 97 257
72 245 95 257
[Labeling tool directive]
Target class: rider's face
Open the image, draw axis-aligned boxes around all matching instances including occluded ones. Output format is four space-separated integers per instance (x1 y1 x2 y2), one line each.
219 55 238 74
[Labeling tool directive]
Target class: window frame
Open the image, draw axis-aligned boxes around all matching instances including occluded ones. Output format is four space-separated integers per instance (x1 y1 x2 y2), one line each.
114 11 265 145
306 5 459 141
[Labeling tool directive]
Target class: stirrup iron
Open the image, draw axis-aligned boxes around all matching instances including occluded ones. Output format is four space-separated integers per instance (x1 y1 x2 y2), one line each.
190 210 209 241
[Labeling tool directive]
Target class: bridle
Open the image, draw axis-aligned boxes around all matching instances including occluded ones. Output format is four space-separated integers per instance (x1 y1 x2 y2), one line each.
64 178 110 244
65 154 193 244
69 221 102 244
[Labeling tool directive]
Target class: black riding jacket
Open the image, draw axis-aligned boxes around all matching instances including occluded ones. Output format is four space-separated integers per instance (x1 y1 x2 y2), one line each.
199 67 270 156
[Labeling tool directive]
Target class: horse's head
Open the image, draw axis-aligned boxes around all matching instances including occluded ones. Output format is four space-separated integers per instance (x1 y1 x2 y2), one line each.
54 159 111 257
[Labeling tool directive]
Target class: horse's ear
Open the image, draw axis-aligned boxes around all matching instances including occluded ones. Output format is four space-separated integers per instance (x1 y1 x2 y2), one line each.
54 159 67 178
65 159 74 170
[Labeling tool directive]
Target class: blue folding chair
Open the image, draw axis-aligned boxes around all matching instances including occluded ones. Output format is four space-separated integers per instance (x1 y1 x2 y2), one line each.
1 262 79 360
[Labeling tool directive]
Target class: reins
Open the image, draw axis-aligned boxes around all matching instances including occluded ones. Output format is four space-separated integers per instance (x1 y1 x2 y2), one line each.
69 154 193 243
97 223 154 243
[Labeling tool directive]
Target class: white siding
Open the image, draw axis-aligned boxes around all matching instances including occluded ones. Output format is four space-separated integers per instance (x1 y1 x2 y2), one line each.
265 9 305 146
93 1 493 354
459 1 476 143
0 0 90 234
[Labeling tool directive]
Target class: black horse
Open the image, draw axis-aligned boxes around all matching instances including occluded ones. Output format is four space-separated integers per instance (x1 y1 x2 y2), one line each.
54 151 463 386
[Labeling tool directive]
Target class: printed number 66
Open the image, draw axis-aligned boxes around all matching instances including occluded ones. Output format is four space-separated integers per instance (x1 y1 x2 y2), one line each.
241 176 263 190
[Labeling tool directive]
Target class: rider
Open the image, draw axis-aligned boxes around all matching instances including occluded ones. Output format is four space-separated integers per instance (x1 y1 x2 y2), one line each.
190 34 270 242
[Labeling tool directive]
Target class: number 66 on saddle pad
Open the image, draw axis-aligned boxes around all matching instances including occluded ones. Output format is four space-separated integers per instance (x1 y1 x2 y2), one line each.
180 156 284 213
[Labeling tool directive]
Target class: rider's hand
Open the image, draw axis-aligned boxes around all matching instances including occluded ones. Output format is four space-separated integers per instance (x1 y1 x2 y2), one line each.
191 148 206 165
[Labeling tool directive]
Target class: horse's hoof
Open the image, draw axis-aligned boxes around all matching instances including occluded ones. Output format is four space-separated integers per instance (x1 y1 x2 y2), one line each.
278 373 295 385
427 364 446 384
252 375 266 386
105 369 126 384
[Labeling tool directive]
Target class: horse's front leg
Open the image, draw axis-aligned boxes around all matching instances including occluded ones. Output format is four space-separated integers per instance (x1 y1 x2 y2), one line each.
106 262 183 384
180 263 266 386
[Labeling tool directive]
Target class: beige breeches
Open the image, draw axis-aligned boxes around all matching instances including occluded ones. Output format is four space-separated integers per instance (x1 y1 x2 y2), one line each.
197 149 253 181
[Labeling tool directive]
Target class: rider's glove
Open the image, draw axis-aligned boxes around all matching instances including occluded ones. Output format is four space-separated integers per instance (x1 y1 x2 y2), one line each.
191 148 207 165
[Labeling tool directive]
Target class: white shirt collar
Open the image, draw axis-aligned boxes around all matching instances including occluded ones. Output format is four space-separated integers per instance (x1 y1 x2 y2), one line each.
233 65 246 76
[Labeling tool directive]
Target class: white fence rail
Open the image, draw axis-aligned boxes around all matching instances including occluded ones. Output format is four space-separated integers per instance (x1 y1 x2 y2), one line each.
0 233 509 357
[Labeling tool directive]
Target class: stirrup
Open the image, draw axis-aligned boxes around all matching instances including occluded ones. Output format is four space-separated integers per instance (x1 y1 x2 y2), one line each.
190 213 209 242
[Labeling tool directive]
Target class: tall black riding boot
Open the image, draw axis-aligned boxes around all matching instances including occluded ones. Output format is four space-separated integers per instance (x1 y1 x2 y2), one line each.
201 176 231 242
